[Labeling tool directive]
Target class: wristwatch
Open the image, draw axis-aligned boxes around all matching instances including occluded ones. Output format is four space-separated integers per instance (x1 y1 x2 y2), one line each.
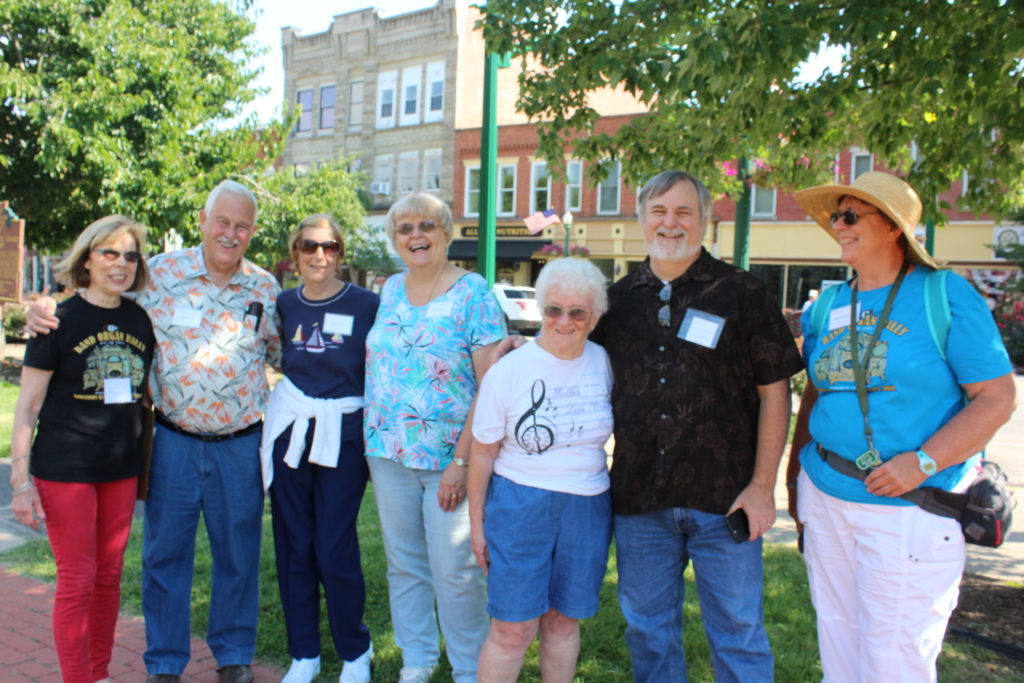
453 457 468 467
915 449 938 476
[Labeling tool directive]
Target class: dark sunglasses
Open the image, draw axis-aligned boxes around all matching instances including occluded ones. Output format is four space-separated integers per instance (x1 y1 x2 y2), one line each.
396 220 439 236
297 239 341 255
543 304 590 322
828 209 881 226
657 283 672 328
93 248 141 263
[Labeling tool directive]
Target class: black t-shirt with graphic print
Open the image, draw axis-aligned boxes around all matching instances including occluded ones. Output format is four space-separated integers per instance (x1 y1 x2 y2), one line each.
25 294 155 482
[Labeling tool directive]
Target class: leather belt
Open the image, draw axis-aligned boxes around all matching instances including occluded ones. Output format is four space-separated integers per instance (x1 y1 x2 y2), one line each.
155 411 261 443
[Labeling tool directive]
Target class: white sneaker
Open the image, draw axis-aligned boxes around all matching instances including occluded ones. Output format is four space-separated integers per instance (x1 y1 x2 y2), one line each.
282 656 321 683
397 665 436 683
339 642 373 683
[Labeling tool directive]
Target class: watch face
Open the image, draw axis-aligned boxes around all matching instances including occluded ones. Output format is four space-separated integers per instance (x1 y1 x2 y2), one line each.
453 457 468 467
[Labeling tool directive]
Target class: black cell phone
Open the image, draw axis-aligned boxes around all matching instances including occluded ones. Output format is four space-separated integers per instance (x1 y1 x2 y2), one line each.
724 509 750 544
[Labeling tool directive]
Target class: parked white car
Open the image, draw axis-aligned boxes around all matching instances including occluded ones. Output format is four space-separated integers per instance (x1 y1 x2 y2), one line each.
492 284 542 335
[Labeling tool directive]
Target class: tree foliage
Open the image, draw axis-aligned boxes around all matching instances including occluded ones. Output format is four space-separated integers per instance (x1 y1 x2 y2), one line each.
234 160 392 276
0 0 290 250
481 0 1024 222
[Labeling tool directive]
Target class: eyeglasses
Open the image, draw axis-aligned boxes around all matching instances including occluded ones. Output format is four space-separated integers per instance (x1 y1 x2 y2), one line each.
828 209 881 227
543 304 590 322
93 248 141 263
297 239 341 255
657 283 672 327
396 220 440 236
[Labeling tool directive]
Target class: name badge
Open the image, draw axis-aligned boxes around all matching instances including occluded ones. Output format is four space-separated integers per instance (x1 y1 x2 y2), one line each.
678 308 725 349
828 304 862 331
426 301 453 318
323 313 354 336
172 306 203 328
103 377 133 404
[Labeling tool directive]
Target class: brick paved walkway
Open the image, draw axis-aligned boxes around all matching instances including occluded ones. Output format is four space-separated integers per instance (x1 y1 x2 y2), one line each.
0 567 283 682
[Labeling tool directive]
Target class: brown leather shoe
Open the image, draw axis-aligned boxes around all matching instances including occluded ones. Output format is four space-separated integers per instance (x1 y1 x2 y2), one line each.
218 665 254 683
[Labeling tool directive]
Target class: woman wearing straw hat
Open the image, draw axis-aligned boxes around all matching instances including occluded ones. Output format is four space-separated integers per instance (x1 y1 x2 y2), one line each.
786 171 1016 681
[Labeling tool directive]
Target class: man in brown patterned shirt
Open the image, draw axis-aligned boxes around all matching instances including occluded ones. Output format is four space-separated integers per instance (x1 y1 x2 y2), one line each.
590 170 803 682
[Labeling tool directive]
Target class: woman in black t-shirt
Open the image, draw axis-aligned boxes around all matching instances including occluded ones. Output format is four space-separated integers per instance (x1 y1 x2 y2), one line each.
9 215 155 683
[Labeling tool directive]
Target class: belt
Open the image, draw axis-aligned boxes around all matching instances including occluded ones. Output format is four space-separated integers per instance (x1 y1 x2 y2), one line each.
155 411 262 443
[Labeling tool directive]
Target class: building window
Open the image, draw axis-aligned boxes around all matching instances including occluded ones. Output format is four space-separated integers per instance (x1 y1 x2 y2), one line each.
961 169 969 196
423 149 442 193
347 80 363 129
565 160 583 211
530 162 551 214
751 184 776 217
398 153 418 195
372 155 393 197
376 71 397 129
597 161 620 215
400 65 421 126
465 166 481 216
295 89 313 132
319 85 336 129
498 164 516 215
425 60 445 123
852 152 872 180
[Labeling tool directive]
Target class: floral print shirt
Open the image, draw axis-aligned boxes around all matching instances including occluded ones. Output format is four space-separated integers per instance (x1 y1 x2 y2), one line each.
137 245 281 434
364 271 504 470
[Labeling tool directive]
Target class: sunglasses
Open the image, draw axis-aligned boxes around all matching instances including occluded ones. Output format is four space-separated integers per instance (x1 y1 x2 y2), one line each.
297 239 341 255
657 283 672 328
93 248 141 263
396 220 439 235
828 209 881 226
543 304 590 322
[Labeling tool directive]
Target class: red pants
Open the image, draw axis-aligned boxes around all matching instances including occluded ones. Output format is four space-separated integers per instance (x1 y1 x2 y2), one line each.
36 477 137 683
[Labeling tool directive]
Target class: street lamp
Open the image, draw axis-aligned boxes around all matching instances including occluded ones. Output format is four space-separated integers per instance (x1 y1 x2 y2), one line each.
561 210 573 257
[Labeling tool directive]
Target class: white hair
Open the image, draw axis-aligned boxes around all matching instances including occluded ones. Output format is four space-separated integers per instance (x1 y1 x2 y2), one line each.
205 179 258 222
534 258 608 314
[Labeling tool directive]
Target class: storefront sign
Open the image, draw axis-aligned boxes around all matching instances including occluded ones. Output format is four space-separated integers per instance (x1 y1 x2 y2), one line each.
462 225 533 238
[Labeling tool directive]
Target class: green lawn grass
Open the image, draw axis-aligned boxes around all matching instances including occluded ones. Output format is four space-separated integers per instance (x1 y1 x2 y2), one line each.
0 380 20 458
2 484 1021 682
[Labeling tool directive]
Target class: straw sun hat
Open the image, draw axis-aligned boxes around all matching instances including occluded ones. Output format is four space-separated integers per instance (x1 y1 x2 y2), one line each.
794 171 938 269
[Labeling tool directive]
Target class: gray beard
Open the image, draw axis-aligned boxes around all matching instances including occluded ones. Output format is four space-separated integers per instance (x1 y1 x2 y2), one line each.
647 235 700 262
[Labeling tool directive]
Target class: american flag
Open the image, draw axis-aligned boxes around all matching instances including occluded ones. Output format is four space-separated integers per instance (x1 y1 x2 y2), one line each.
523 209 561 234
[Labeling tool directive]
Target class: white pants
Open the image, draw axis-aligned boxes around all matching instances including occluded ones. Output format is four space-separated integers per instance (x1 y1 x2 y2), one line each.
798 470 965 683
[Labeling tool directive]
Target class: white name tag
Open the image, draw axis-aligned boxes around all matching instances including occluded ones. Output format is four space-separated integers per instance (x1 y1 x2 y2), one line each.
171 306 203 328
426 301 453 318
678 308 725 349
323 313 354 336
828 304 862 331
103 377 133 404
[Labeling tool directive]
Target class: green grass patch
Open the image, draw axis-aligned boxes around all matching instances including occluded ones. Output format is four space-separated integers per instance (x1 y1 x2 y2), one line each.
3 484 1022 681
0 381 20 458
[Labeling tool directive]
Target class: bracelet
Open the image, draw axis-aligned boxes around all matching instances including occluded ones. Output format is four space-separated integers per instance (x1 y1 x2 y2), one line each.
12 480 34 495
785 482 798 490
10 454 28 464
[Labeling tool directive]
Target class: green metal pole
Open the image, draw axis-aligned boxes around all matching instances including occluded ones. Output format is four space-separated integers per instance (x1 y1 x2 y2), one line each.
564 224 570 256
733 157 751 270
477 52 500 286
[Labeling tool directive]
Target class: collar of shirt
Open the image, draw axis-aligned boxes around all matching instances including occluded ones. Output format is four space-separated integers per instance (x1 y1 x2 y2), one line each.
175 244 262 287
630 247 717 290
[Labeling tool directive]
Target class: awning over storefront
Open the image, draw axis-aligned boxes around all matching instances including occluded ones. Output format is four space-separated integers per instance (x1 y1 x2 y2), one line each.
448 239 550 262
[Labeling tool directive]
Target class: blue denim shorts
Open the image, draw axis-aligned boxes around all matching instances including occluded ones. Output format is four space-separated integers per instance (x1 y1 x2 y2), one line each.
484 474 612 622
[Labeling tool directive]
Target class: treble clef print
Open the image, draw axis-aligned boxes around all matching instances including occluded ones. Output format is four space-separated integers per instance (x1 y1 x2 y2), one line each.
515 379 555 454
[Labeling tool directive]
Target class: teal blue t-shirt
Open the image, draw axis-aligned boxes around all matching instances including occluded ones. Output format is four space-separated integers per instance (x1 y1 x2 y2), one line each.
800 268 1012 505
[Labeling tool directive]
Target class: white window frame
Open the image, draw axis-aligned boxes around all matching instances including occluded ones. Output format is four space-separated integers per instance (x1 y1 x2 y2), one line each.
373 155 393 197
961 169 969 196
497 163 517 216
852 152 873 180
400 65 422 127
423 149 442 193
750 184 776 218
597 160 621 215
376 71 397 129
295 88 314 132
465 165 481 217
529 161 551 214
425 60 445 123
347 79 364 130
565 160 583 212
319 84 336 130
397 152 419 195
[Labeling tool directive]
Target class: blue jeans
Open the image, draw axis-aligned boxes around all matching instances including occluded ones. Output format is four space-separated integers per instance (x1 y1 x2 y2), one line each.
142 424 264 674
614 508 773 683
367 456 488 683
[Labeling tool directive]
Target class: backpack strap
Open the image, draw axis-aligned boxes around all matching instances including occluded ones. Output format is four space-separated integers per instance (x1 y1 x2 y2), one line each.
924 268 951 361
810 284 843 340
